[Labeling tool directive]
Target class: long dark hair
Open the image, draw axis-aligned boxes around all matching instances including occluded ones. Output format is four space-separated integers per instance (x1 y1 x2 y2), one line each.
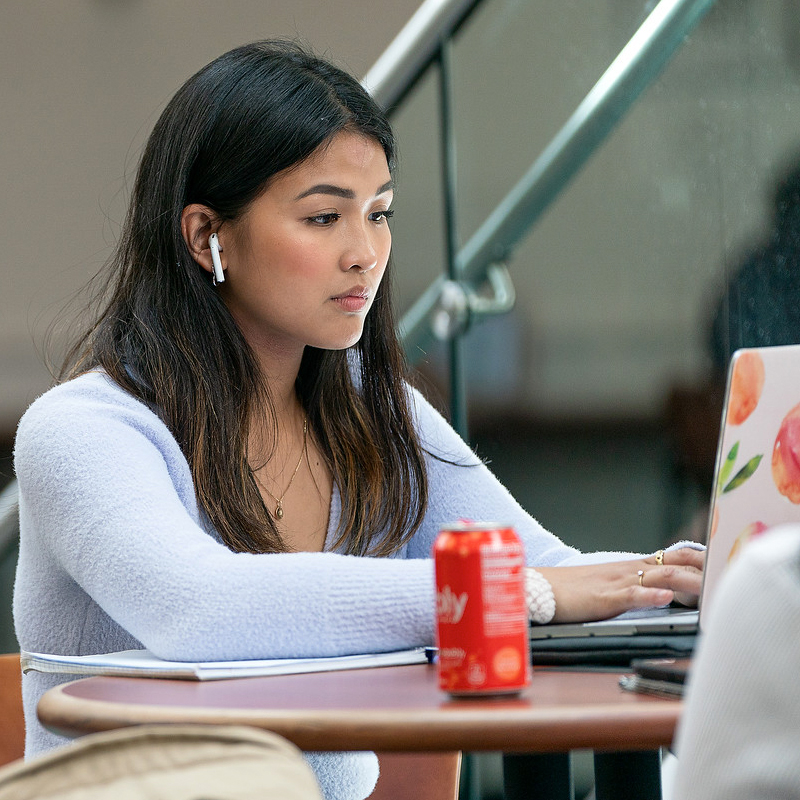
61 40 428 556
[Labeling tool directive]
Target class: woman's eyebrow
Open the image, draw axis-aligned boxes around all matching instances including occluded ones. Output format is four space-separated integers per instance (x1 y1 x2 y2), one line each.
293 180 395 201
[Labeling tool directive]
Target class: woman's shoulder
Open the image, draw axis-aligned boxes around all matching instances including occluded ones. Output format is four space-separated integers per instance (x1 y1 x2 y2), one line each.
21 370 144 412
403 382 482 466
403 382 450 429
709 527 800 626
403 382 451 440
16 371 162 443
730 526 800 585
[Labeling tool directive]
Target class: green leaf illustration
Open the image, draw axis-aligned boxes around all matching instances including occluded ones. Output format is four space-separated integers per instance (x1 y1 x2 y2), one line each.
722 454 763 493
717 442 740 492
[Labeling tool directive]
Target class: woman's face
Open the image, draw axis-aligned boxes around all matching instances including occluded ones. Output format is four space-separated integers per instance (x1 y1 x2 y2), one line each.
218 131 393 359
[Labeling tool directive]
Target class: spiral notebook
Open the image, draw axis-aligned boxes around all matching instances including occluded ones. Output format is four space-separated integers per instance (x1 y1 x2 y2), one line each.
20 647 430 681
530 344 800 661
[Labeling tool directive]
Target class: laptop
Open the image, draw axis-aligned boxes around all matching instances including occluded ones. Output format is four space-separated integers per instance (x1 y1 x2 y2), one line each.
529 344 800 662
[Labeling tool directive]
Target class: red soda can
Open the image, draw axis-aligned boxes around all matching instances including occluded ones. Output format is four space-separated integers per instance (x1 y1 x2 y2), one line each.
433 522 530 695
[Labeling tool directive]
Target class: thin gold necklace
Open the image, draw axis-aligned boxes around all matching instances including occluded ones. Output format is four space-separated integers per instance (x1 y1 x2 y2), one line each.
253 418 308 520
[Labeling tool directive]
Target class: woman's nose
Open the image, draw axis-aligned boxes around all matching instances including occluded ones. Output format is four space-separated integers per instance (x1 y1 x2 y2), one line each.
340 225 379 272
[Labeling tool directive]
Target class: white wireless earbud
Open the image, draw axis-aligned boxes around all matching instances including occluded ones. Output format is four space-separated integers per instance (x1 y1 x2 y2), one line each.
209 232 225 285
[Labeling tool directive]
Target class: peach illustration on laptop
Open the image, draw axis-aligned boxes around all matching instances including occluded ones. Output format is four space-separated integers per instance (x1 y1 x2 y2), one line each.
727 350 765 425
772 402 800 503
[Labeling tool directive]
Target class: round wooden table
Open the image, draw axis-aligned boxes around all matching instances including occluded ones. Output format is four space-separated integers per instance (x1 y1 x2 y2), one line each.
39 663 679 798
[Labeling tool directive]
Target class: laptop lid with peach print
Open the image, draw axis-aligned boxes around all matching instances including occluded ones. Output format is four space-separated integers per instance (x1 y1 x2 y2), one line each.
700 343 800 629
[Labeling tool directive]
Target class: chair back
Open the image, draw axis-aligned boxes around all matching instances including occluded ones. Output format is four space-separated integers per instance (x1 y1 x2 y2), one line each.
0 724 323 800
370 752 461 800
0 654 24 766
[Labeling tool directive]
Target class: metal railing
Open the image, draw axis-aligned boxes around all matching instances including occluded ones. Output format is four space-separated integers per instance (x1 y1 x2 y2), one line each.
368 0 716 437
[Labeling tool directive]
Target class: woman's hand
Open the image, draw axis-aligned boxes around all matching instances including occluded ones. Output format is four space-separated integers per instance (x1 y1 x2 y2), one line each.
537 547 705 624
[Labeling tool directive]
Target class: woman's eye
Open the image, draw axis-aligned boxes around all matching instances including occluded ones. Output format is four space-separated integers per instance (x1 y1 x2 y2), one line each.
307 213 341 226
370 209 395 223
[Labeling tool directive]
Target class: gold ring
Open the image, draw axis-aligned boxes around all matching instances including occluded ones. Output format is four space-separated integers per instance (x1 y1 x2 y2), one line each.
637 570 645 586
655 549 664 566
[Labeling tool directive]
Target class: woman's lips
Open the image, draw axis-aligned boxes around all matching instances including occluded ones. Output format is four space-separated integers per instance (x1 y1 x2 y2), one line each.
332 288 369 312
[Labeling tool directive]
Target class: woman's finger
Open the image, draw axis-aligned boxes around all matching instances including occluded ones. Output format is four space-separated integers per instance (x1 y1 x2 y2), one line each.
651 547 706 570
639 564 703 596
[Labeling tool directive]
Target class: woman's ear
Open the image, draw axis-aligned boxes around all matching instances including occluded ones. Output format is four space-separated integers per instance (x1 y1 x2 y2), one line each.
181 204 223 279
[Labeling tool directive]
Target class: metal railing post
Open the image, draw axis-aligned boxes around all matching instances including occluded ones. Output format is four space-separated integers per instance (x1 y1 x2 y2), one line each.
438 39 469 439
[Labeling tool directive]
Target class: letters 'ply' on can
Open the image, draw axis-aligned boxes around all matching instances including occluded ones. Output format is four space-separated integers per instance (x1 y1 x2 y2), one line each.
434 522 531 695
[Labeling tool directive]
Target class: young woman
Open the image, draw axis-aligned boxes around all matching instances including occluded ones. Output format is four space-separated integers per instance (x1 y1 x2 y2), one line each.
13 40 703 800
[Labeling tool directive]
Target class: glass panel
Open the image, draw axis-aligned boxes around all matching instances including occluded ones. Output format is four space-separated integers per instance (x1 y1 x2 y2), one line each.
389 66 448 317
389 63 455 409
393 0 800 552
450 0 653 241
